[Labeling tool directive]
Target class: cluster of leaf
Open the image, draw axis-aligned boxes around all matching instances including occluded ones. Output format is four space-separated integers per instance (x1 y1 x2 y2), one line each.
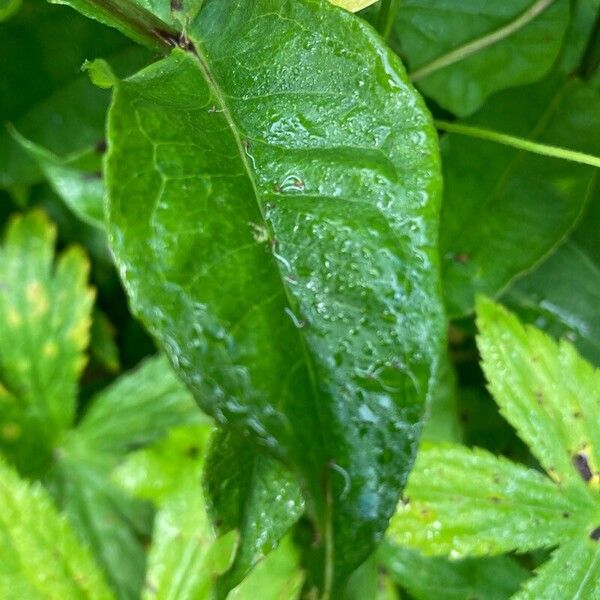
0 0 599 598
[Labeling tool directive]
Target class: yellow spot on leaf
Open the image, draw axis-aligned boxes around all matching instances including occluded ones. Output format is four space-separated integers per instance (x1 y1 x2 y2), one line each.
26 281 49 317
43 341 58 358
7 308 22 327
1 423 21 441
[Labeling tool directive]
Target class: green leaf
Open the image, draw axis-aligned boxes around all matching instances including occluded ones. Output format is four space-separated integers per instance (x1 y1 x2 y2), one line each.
46 455 153 600
72 354 203 461
513 539 600 599
0 0 139 193
0 0 21 21
0 457 114 599
45 355 202 600
11 129 106 227
389 442 588 556
0 210 94 476
227 534 304 600
440 76 600 316
476 297 600 491
204 431 304 597
114 424 238 600
393 0 570 116
99 0 444 588
379 541 529 600
557 0 600 74
504 240 600 366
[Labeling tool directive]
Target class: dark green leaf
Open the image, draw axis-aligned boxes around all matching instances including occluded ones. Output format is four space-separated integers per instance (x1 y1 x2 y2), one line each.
393 0 570 116
379 541 529 600
204 431 304 597
98 0 443 588
440 76 600 316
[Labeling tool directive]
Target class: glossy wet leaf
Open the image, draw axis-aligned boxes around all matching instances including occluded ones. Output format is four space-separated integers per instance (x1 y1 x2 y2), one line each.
97 0 443 588
440 76 600 316
393 0 570 116
0 210 94 476
378 542 529 600
114 425 239 600
204 431 304 597
0 457 114 599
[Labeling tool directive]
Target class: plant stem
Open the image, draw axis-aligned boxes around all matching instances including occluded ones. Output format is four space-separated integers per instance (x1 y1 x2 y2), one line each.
377 0 400 41
435 120 600 168
77 0 179 50
410 0 555 81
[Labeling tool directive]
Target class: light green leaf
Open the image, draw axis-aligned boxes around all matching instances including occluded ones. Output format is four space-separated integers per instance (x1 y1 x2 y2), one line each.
330 0 378 12
379 541 529 600
477 297 600 491
389 442 588 556
0 457 114 599
227 535 304 600
0 210 94 476
72 354 203 462
46 455 153 600
513 539 600 599
394 0 570 116
45 355 202 600
11 129 105 227
114 425 238 600
204 431 304 597
440 76 600 316
96 0 445 588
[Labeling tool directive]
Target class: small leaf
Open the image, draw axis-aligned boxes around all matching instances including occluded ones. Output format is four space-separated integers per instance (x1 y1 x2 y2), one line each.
389 442 587 556
204 431 304 597
394 0 570 116
0 456 114 599
10 129 106 227
440 76 600 316
477 297 600 491
0 210 94 476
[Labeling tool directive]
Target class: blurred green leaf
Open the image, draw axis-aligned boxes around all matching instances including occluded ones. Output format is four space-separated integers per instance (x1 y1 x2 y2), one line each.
440 76 600 316
0 210 94 476
379 541 528 600
114 424 239 600
393 0 570 116
0 456 114 599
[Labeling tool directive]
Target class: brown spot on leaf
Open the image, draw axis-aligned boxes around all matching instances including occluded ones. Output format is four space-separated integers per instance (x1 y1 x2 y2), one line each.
572 453 593 482
454 253 470 264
